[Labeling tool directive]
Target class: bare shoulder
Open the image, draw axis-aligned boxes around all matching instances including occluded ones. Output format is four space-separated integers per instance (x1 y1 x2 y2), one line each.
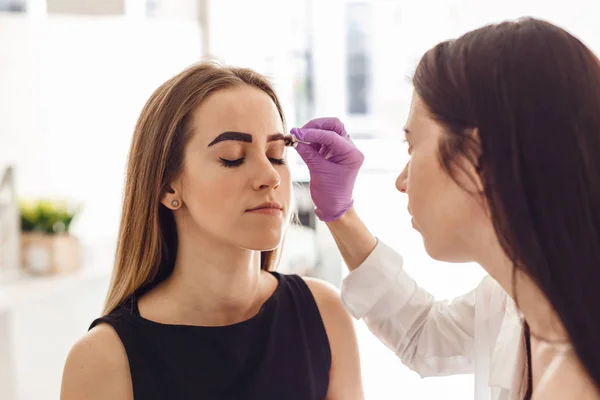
303 277 364 399
301 277 356 341
302 277 355 340
302 277 345 311
60 323 133 400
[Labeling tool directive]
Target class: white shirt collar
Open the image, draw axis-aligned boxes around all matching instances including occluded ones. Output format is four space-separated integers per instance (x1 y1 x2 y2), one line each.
489 298 525 398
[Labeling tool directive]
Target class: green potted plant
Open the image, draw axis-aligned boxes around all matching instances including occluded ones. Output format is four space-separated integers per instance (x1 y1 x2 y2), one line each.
19 199 81 275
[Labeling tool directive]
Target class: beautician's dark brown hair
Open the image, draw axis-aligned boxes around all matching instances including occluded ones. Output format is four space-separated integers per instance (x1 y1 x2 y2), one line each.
103 61 286 315
414 18 600 396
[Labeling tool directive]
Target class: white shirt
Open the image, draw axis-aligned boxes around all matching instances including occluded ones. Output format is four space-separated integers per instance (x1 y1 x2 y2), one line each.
341 240 527 400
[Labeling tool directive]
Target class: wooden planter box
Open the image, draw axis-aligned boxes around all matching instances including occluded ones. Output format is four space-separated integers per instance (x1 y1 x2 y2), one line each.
20 233 81 275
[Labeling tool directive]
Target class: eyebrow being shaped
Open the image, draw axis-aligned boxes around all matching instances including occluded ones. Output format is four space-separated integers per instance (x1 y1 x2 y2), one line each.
207 131 285 147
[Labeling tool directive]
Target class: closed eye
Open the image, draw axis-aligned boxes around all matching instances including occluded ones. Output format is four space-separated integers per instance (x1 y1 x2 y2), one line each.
269 158 286 165
219 157 286 168
220 157 245 168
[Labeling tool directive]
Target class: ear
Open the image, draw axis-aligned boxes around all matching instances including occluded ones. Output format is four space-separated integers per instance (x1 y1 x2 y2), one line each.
161 178 183 210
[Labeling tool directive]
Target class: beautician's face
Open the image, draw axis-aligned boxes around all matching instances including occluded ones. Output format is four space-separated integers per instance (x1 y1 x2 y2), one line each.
396 92 489 262
169 85 291 251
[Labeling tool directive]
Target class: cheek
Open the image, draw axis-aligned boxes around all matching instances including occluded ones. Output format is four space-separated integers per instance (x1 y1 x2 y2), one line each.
182 167 238 214
407 154 461 228
409 154 487 232
406 155 438 211
278 166 292 202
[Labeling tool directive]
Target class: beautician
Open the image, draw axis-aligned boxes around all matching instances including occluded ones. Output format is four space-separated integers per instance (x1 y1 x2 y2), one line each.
289 17 600 400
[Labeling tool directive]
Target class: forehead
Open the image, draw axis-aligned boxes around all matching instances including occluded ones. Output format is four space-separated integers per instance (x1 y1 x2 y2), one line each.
406 91 428 125
190 85 283 140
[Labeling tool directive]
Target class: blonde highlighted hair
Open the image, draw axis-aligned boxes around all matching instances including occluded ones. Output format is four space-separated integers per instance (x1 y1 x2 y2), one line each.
103 61 286 315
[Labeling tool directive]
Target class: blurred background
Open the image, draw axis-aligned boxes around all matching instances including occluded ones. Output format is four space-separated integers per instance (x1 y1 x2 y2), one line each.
0 0 598 399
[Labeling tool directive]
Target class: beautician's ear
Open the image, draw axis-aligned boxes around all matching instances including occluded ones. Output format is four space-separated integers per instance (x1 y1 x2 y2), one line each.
453 127 484 195
161 181 183 210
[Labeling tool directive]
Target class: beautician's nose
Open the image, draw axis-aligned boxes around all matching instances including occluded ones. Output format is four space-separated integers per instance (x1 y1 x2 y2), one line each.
395 161 409 193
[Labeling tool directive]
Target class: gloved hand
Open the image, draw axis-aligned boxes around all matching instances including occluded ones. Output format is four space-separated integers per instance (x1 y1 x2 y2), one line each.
290 117 364 222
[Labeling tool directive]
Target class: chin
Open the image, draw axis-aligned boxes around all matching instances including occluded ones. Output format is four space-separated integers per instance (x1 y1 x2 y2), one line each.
421 230 455 261
423 240 473 263
241 230 284 251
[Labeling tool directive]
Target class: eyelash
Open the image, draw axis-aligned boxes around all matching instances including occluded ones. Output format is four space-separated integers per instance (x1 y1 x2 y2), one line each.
219 157 286 168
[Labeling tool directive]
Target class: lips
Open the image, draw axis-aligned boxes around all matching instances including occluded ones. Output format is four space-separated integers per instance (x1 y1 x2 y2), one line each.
247 202 283 212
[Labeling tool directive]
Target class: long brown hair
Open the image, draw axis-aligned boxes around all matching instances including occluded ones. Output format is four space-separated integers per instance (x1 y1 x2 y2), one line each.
413 18 600 396
103 61 286 315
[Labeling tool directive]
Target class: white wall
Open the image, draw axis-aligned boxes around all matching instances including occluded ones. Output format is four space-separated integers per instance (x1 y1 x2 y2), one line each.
206 0 303 119
151 0 198 20
46 0 125 15
3 270 110 400
0 13 203 256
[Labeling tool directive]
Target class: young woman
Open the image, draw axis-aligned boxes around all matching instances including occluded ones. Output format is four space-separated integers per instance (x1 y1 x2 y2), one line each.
60 62 363 400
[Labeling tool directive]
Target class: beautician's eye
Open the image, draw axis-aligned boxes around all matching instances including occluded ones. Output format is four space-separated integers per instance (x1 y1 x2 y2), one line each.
219 157 245 168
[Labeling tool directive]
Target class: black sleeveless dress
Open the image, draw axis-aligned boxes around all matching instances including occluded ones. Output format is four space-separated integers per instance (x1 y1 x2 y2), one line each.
89 272 331 400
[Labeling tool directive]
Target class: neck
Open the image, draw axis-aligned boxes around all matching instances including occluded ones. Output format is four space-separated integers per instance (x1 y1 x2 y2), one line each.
476 237 569 343
157 224 265 326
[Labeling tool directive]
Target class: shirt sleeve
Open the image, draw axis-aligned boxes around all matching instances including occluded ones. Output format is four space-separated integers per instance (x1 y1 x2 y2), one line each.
341 239 495 377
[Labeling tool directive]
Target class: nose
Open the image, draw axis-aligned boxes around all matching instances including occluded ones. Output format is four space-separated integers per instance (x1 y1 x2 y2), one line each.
252 158 281 191
395 161 409 193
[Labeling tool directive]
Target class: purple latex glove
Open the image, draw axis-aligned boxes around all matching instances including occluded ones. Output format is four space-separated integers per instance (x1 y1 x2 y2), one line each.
290 117 364 222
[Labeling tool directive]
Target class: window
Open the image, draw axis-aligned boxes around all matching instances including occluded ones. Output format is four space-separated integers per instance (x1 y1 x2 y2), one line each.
293 48 316 127
146 0 159 17
0 0 25 12
345 2 373 115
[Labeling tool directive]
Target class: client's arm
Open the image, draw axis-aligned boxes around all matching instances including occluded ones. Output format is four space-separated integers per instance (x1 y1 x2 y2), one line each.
304 278 364 400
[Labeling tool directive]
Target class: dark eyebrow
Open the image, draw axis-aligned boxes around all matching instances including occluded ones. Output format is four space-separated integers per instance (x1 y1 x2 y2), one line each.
208 131 252 147
268 133 285 142
208 131 286 147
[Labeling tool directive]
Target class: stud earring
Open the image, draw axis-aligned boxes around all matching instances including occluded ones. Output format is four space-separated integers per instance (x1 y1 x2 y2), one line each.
171 200 180 208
